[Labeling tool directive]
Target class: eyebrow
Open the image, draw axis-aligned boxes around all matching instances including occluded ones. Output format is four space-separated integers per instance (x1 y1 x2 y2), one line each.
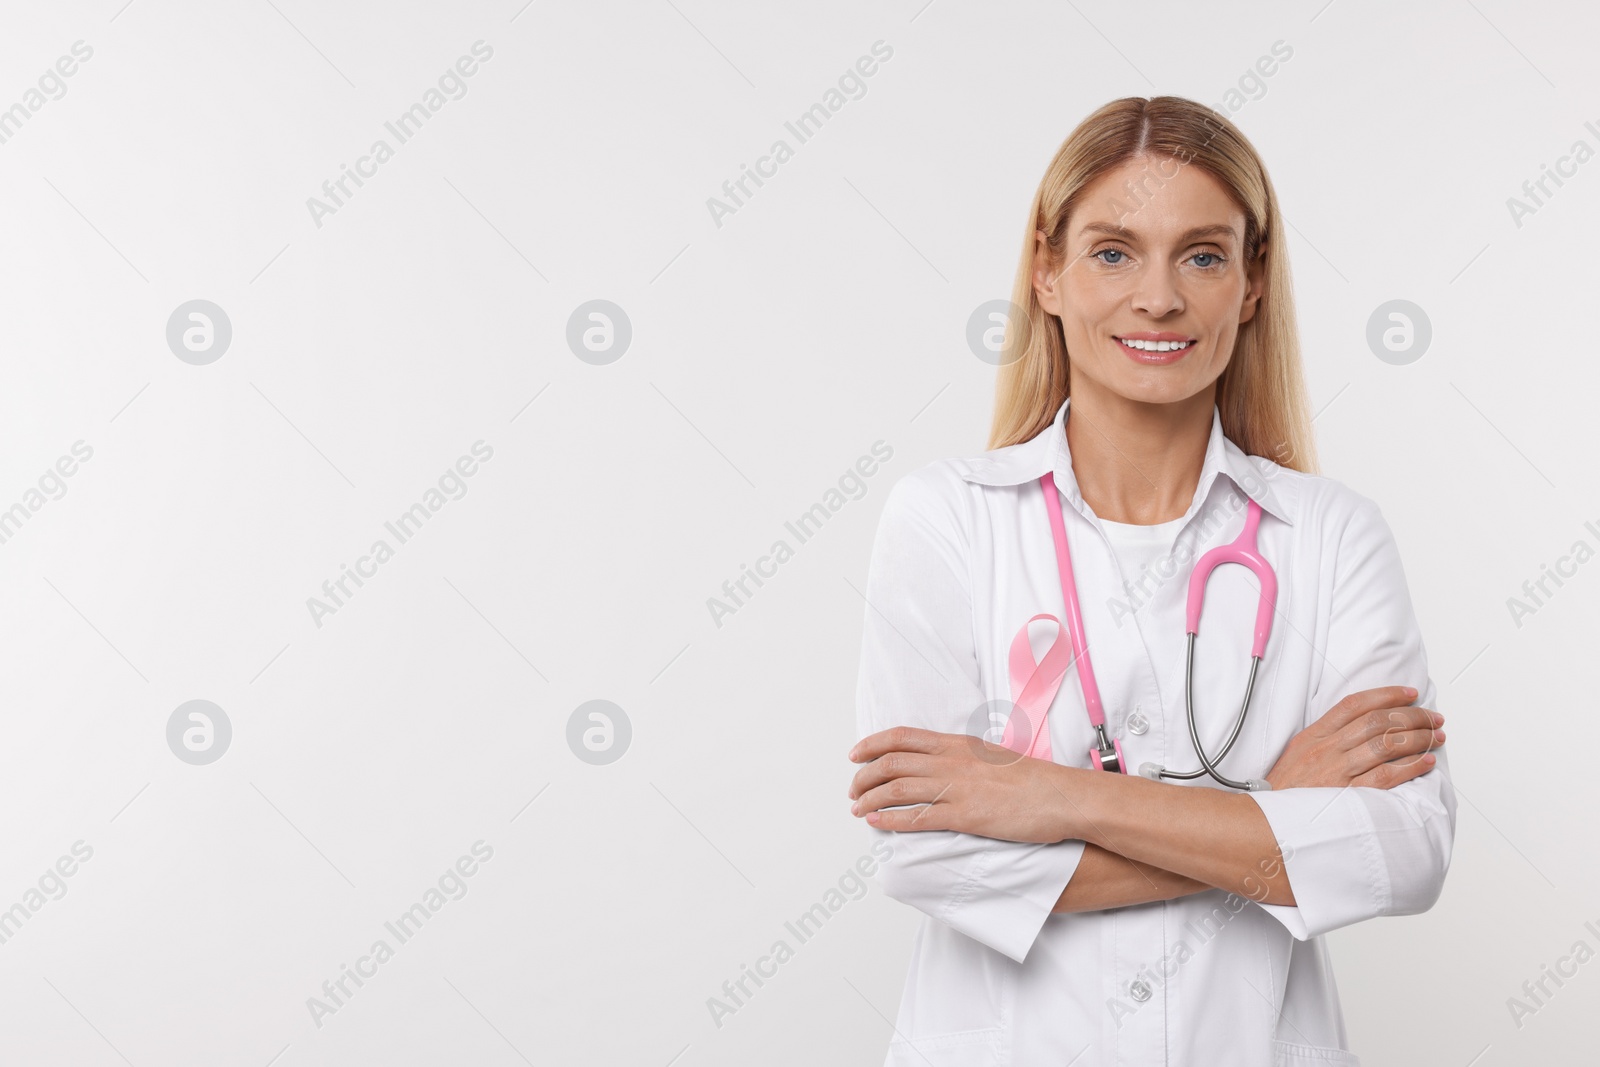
1077 222 1239 244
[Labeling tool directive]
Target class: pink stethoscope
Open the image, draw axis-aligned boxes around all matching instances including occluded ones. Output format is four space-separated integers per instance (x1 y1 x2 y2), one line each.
998 471 1278 792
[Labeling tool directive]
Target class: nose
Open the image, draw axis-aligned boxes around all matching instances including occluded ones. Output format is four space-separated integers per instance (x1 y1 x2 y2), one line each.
1131 263 1183 318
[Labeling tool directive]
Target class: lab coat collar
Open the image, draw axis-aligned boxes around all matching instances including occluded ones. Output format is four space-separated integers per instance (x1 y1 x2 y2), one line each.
954 395 1296 527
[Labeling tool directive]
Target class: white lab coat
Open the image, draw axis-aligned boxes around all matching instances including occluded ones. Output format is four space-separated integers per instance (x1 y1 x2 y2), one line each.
854 396 1456 1066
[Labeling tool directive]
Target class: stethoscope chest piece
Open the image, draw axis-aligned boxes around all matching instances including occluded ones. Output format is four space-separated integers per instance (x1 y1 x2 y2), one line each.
1088 725 1125 774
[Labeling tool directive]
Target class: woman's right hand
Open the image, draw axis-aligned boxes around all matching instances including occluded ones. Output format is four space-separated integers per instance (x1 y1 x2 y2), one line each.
1265 685 1443 791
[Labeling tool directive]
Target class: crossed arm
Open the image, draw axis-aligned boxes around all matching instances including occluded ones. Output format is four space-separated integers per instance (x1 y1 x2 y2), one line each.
853 474 1456 950
847 685 1444 914
1058 845 1207 912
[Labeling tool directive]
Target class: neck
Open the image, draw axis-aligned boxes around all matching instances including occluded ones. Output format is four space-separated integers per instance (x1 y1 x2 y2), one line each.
1063 377 1215 525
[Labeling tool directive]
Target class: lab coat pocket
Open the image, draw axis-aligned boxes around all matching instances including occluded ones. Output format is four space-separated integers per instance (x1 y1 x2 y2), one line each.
886 1026 1002 1067
1271 1038 1361 1066
887 922 1013 1065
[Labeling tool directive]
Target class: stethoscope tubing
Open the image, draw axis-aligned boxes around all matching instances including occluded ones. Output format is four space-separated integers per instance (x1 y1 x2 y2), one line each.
1152 634 1271 791
1023 473 1276 792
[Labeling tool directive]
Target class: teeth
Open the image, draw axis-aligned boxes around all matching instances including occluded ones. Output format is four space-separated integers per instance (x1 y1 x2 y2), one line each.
1119 338 1192 351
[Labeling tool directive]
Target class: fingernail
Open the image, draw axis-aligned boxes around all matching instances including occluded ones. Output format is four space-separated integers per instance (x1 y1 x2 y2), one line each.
1434 730 1446 743
1431 712 1444 726
1405 687 1418 700
865 811 880 824
848 747 859 761
1423 753 1436 764
851 801 860 815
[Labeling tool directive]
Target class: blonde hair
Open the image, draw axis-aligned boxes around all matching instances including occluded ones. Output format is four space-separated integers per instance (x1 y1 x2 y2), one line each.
987 96 1317 472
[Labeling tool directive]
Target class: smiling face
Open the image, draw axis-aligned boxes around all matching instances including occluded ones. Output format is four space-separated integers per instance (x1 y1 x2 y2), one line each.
1033 154 1265 412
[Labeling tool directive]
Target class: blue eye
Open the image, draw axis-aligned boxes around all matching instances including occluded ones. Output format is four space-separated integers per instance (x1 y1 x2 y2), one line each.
1088 247 1227 269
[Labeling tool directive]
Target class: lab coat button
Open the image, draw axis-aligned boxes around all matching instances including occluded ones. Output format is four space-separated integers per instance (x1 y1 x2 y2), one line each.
1127 711 1149 735
1129 979 1151 1002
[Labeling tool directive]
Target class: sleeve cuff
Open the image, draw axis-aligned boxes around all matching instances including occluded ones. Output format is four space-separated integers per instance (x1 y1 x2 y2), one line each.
874 830 1088 963
1244 786 1386 941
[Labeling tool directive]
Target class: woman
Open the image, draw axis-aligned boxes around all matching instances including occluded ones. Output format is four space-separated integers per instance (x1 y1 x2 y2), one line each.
846 96 1456 1067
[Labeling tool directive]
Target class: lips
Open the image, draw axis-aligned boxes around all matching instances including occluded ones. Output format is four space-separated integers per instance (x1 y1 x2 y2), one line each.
1114 334 1196 365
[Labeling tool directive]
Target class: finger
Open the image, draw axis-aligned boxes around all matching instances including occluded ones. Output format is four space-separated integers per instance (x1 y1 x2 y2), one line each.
1352 750 1437 790
849 727 949 764
848 751 940 800
1348 725 1442 775
1319 686 1421 733
864 802 952 832
1343 705 1441 751
853 777 952 817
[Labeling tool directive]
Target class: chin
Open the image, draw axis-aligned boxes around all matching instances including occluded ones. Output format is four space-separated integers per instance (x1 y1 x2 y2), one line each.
1108 376 1205 407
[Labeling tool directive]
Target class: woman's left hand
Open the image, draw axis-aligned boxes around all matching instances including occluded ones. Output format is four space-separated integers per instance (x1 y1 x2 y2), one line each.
847 726 1079 843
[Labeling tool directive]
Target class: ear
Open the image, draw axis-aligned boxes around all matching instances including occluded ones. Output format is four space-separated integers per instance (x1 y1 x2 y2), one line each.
1238 243 1266 326
1033 228 1064 316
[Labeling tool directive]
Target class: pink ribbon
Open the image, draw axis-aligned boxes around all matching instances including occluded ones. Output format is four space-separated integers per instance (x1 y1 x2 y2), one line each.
998 614 1074 761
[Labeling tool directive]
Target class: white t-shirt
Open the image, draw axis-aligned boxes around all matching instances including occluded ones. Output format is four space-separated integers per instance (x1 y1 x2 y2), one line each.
1098 513 1186 595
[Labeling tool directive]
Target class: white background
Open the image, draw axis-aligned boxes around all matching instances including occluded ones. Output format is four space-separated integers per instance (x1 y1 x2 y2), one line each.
0 0 1592 1064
